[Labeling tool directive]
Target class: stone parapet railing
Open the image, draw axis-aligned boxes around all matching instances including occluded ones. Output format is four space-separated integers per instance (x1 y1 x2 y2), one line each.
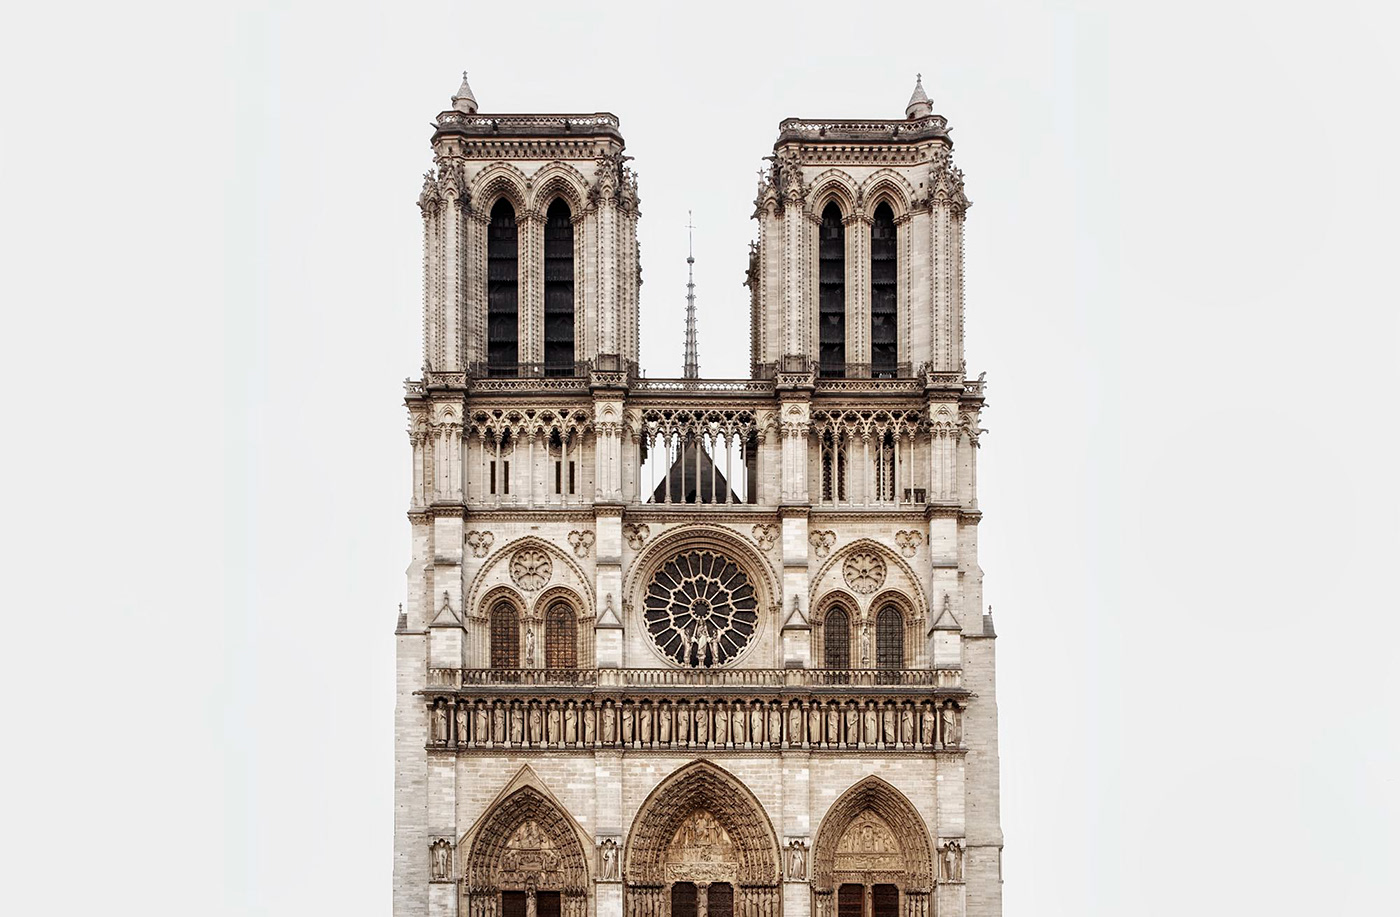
436 667 962 691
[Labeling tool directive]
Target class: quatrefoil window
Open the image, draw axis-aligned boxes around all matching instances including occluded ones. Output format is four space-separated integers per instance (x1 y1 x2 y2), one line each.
842 552 887 594
643 550 758 667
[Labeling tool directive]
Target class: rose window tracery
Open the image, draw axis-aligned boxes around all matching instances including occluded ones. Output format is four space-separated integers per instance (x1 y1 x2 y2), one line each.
643 550 758 667
842 552 887 594
510 548 553 591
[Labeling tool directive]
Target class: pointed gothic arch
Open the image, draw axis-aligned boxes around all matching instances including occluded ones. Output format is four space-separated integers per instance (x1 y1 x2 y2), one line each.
623 761 781 917
811 777 934 917
461 768 592 917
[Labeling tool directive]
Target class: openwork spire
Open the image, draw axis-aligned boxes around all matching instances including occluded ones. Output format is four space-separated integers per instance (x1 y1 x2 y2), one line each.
905 73 932 119
452 70 478 113
683 211 699 379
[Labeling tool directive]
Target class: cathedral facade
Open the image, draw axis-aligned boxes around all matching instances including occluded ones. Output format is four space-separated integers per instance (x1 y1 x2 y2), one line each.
395 74 1002 917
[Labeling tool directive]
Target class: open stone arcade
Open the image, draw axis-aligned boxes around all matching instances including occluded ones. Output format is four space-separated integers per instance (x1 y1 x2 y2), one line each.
396 73 1003 917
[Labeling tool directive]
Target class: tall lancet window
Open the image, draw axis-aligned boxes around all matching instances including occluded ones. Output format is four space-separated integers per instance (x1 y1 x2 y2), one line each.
824 606 851 669
543 199 575 376
870 202 898 378
876 605 904 676
819 202 846 377
487 199 519 377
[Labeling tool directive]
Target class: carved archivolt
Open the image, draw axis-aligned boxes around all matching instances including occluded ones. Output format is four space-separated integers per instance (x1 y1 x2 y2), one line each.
464 785 590 900
811 776 934 893
624 761 781 890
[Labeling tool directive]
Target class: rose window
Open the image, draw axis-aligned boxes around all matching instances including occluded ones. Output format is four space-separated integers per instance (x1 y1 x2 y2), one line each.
643 550 758 667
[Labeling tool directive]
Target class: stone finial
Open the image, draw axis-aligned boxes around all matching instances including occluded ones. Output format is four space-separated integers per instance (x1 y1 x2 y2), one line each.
905 73 932 119
452 71 478 113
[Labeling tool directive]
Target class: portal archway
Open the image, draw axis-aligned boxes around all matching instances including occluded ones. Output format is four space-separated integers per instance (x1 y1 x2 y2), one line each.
624 761 780 917
810 777 933 917
463 785 591 917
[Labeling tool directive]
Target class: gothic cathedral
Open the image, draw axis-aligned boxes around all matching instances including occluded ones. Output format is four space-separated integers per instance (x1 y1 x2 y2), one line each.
397 74 1002 917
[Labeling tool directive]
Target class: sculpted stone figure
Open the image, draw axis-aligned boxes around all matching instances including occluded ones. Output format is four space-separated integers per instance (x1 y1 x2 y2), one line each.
788 703 803 745
826 703 840 745
430 839 451 881
768 703 782 746
564 703 577 745
493 703 506 745
859 623 871 667
732 703 746 746
808 704 822 744
658 704 672 745
863 703 878 744
751 701 765 745
677 704 690 745
940 840 963 881
787 840 807 879
582 704 596 745
621 703 634 745
547 704 561 745
883 704 896 746
433 703 449 744
941 701 961 746
921 703 936 746
602 703 616 744
509 704 524 744
600 838 619 880
455 705 469 745
639 703 653 744
696 704 709 744
714 703 729 745
901 705 915 746
475 703 489 746
845 702 860 745
529 704 543 745
525 623 536 667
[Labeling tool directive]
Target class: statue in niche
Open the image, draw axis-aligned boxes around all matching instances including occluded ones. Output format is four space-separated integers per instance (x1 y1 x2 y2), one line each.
921 703 936 746
901 705 915 746
493 704 506 745
844 702 859 745
510 705 524 745
859 622 871 667
525 623 536 667
787 840 807 880
696 704 709 744
732 703 746 747
863 703 878 744
768 703 782 745
714 703 729 745
640 703 653 744
826 703 840 745
751 700 765 745
564 703 577 745
808 704 822 744
788 703 803 745
583 704 596 745
430 839 452 881
658 704 672 745
883 705 896 746
547 704 561 744
455 704 469 745
940 840 963 881
621 703 634 744
475 703 489 745
529 704 543 744
600 838 619 880
941 701 961 746
433 704 449 744
602 703 616 744
677 704 690 745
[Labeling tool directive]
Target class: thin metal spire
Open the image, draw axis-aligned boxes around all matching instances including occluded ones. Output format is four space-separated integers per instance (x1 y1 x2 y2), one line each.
683 211 699 379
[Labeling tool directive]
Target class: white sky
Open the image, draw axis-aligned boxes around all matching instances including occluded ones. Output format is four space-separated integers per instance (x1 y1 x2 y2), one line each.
2 1 1397 914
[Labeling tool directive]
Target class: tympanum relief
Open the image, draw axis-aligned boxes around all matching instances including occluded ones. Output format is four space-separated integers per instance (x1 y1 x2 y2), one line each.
665 810 738 883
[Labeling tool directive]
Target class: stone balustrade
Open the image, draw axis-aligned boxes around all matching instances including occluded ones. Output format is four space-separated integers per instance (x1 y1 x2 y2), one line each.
436 667 962 691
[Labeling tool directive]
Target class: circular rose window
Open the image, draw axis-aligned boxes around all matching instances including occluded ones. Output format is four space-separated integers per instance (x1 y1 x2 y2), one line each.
643 549 758 667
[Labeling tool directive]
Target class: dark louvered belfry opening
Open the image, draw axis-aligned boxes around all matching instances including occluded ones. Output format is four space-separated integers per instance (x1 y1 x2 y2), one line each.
543 199 575 377
487 199 519 376
819 202 846 377
877 605 904 677
708 883 734 917
545 601 577 669
490 602 519 668
671 883 697 917
870 202 898 378
825 607 851 668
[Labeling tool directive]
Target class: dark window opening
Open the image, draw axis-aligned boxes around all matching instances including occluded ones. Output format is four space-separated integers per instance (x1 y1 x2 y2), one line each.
824 608 851 669
819 203 846 377
870 202 898 378
873 885 899 917
543 199 575 376
490 602 519 668
488 199 519 376
545 602 577 669
877 605 904 679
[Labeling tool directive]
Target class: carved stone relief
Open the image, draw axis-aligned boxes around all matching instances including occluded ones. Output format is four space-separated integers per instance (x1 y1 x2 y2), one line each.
834 814 902 874
752 523 779 552
430 837 453 882
664 809 738 883
809 530 836 558
842 552 887 594
467 531 495 558
786 839 809 880
623 523 650 551
510 548 553 591
568 530 595 558
894 530 921 558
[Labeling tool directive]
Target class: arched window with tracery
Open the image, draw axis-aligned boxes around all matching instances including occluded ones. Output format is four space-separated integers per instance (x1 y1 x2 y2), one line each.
819 202 846 377
824 607 851 669
490 601 519 668
487 199 519 377
544 600 577 669
870 202 898 378
543 198 575 377
876 605 903 673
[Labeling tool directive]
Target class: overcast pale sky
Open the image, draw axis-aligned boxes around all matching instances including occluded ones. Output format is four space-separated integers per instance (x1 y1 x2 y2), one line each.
2 1 1397 915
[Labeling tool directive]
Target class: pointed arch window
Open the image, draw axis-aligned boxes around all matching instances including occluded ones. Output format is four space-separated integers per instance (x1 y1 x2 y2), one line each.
876 605 904 674
487 199 519 377
870 202 898 378
824 606 851 668
543 199 575 377
489 601 519 668
544 600 577 669
819 202 846 377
